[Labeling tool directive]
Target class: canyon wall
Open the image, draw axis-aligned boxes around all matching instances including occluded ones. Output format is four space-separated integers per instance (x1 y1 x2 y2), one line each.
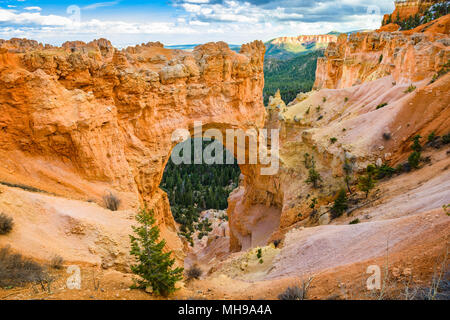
383 0 443 24
0 38 266 256
314 30 449 90
229 24 450 251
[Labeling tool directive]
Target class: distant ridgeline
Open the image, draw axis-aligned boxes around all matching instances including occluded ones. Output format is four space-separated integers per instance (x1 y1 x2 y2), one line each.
264 33 339 60
262 32 343 105
166 44 241 53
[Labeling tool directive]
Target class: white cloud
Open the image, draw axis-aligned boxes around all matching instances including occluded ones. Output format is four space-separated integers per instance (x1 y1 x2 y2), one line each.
24 7 42 11
184 0 210 3
83 2 119 10
0 0 394 46
0 9 72 25
189 20 209 26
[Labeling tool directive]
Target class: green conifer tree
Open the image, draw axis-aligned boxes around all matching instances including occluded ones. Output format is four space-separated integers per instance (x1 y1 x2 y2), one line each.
331 189 349 219
129 208 184 297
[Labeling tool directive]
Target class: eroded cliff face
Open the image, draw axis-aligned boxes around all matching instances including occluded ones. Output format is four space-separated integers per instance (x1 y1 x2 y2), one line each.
382 0 443 25
228 26 450 252
0 38 265 258
314 31 449 90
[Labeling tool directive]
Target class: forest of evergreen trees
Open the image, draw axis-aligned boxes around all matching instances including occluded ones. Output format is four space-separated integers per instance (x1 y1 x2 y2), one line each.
263 50 324 105
160 139 240 245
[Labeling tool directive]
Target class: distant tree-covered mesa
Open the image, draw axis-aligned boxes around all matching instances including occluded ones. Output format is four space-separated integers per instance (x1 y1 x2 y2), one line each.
160 138 240 245
263 50 324 105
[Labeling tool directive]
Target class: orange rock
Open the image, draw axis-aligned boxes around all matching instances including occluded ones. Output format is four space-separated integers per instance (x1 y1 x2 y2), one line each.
0 38 266 254
313 30 449 90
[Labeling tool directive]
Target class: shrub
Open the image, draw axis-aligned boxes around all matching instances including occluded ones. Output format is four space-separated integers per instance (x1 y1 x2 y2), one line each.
406 135 423 170
50 255 64 269
331 189 348 219
443 133 450 144
376 102 388 110
278 286 306 300
375 163 396 179
349 218 360 225
408 151 421 169
304 154 322 189
382 132 391 141
443 204 449 216
303 153 314 169
129 208 183 296
0 246 49 288
330 137 337 144
427 131 436 143
0 213 13 235
306 167 322 189
322 97 327 103
309 198 318 209
402 162 412 173
256 248 262 259
256 248 264 264
404 84 416 93
379 54 383 63
411 135 422 152
358 170 376 198
103 192 121 211
186 265 202 281
278 277 314 300
344 97 349 102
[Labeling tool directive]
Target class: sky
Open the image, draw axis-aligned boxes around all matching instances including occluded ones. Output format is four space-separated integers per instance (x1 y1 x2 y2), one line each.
0 0 396 46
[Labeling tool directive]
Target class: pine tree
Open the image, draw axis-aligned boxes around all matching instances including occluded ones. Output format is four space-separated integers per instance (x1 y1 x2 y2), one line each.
411 135 422 152
304 154 321 188
306 167 322 189
331 189 348 219
343 160 353 194
358 171 376 199
408 135 422 169
129 208 184 297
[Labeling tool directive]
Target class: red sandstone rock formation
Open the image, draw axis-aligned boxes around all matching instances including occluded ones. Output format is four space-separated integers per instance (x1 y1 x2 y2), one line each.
382 0 444 24
228 22 450 252
313 28 449 90
0 38 266 255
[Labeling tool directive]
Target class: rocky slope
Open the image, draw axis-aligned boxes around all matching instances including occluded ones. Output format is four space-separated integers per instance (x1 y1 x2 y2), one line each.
228 20 450 252
314 31 449 90
0 38 265 263
0 13 449 300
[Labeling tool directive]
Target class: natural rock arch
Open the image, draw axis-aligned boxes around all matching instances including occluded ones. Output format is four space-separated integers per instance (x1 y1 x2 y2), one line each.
0 38 266 254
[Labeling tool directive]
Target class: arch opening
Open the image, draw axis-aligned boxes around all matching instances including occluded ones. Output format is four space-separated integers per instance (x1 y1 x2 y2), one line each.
160 137 240 248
